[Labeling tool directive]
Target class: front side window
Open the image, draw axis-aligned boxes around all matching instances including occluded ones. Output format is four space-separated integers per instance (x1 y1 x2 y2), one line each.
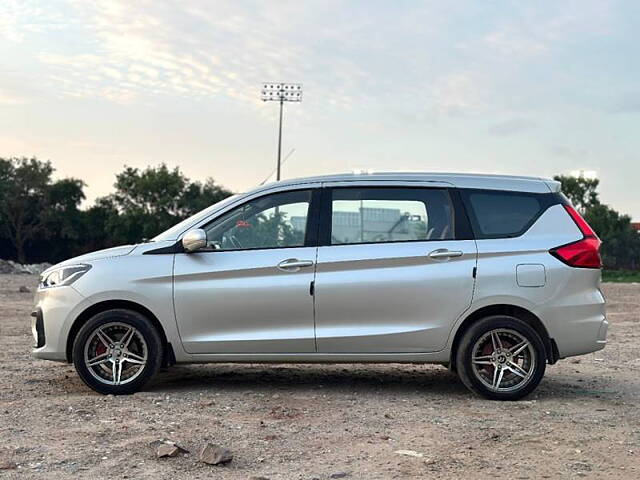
330 188 454 245
203 190 311 250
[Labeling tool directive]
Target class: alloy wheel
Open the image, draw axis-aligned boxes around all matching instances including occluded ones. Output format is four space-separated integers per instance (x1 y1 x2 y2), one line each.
470 328 536 393
83 322 148 386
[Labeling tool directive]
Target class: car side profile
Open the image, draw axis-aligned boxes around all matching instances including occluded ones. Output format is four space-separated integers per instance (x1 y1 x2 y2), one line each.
32 172 607 400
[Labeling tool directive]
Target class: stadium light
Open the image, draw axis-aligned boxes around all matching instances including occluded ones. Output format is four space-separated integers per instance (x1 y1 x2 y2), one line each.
261 83 303 181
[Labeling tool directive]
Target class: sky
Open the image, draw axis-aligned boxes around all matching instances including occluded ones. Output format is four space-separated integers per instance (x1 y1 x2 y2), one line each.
1 0 639 219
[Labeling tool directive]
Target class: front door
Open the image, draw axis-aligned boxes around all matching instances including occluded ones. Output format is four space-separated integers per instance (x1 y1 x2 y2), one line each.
314 186 477 353
174 189 319 354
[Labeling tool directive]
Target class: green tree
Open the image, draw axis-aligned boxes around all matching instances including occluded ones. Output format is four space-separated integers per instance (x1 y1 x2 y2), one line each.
104 164 233 243
555 174 640 270
0 159 234 263
0 157 51 262
0 157 85 263
180 179 233 217
553 175 600 214
584 204 640 270
77 197 121 253
36 178 86 262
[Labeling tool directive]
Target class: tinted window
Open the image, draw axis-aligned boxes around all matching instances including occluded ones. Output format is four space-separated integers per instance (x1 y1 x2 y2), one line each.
330 188 454 245
204 190 311 250
464 190 544 238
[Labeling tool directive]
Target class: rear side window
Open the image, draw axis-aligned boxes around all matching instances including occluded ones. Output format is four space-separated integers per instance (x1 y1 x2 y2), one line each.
462 190 549 239
329 187 454 245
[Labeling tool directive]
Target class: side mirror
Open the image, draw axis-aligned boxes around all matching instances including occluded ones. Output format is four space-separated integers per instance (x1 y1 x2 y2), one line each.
182 229 207 253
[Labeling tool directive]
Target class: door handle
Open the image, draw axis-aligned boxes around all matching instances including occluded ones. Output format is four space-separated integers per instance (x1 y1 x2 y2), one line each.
428 249 463 259
277 259 315 271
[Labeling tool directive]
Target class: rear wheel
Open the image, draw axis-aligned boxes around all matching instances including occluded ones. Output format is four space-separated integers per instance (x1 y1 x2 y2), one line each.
456 316 546 400
72 309 163 395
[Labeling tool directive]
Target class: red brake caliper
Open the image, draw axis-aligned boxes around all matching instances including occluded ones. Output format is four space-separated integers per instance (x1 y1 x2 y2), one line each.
95 342 107 357
481 343 494 375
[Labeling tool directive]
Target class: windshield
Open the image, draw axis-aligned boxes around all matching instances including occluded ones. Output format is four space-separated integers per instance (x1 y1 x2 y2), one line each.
152 194 240 241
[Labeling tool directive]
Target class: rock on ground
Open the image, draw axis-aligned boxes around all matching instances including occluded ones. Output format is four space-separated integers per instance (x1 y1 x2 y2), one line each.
0 259 51 275
199 443 233 465
157 444 188 458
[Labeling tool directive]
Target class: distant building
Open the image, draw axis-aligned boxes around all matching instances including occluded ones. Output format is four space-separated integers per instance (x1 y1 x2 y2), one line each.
330 207 425 243
631 222 640 234
291 207 426 243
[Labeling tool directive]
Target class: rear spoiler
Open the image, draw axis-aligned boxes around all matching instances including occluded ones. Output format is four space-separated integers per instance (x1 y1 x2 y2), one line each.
543 179 562 193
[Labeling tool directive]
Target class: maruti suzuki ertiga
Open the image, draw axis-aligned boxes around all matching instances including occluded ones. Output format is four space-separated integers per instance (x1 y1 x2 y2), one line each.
32 172 607 400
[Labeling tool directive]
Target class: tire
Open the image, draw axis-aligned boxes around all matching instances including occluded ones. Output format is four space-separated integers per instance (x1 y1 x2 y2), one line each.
456 315 546 401
72 309 163 395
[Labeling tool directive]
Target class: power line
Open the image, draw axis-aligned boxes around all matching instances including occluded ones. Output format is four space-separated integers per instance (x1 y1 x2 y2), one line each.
259 148 296 186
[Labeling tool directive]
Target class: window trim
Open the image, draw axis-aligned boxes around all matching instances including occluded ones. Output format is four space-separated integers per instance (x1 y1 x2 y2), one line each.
318 186 470 247
459 188 564 240
190 188 321 253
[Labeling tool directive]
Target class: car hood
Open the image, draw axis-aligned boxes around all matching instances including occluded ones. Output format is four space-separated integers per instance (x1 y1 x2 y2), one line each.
44 245 137 272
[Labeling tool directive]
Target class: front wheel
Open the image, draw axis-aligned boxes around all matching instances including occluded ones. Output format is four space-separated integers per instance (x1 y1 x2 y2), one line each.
456 316 546 400
72 309 163 395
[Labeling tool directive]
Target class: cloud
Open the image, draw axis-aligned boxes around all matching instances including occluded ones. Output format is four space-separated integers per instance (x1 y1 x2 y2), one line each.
26 1 366 107
0 0 621 125
483 28 547 57
481 0 613 59
431 72 486 116
25 2 272 103
489 118 537 136
0 0 67 43
1 1 490 114
0 91 28 105
550 145 591 160
608 92 640 114
0 71 43 105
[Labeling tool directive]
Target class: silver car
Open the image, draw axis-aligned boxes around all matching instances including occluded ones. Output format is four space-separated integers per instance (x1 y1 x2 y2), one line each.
32 172 607 400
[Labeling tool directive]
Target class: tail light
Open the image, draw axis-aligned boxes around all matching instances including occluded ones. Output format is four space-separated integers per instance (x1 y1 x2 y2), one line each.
550 205 602 269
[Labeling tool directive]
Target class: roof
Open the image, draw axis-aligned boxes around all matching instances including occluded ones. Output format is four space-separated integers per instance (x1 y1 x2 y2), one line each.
263 171 559 193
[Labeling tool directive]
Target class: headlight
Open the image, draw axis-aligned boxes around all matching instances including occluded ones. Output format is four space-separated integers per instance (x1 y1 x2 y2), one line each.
40 264 92 288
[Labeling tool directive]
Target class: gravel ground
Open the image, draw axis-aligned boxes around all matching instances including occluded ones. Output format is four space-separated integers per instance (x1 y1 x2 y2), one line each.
1 274 639 479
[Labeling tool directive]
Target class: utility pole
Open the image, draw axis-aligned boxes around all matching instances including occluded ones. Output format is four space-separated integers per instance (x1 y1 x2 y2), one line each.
261 83 302 181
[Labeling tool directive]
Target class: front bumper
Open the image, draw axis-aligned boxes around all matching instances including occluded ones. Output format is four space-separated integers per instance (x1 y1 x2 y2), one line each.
31 308 45 348
31 285 85 362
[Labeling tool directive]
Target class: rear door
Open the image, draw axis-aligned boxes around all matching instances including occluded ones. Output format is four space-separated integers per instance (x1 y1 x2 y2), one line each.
313 184 477 353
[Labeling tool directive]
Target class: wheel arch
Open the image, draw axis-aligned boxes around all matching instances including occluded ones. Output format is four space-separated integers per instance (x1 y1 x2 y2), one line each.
449 304 559 371
66 299 173 365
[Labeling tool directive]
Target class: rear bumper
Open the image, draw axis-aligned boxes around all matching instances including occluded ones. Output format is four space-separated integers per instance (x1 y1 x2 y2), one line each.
523 261 608 359
539 293 607 358
596 317 609 348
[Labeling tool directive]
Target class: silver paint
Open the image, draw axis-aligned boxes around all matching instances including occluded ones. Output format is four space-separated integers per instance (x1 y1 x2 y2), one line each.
32 172 606 370
181 228 207 252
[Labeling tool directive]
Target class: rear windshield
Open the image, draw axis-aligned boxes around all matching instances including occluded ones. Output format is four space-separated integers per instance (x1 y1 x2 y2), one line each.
461 189 553 239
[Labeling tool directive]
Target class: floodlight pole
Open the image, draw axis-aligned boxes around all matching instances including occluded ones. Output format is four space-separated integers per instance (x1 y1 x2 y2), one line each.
261 83 302 182
277 96 284 181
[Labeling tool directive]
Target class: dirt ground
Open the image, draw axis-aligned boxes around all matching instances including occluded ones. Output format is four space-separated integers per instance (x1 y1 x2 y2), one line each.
0 274 639 479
